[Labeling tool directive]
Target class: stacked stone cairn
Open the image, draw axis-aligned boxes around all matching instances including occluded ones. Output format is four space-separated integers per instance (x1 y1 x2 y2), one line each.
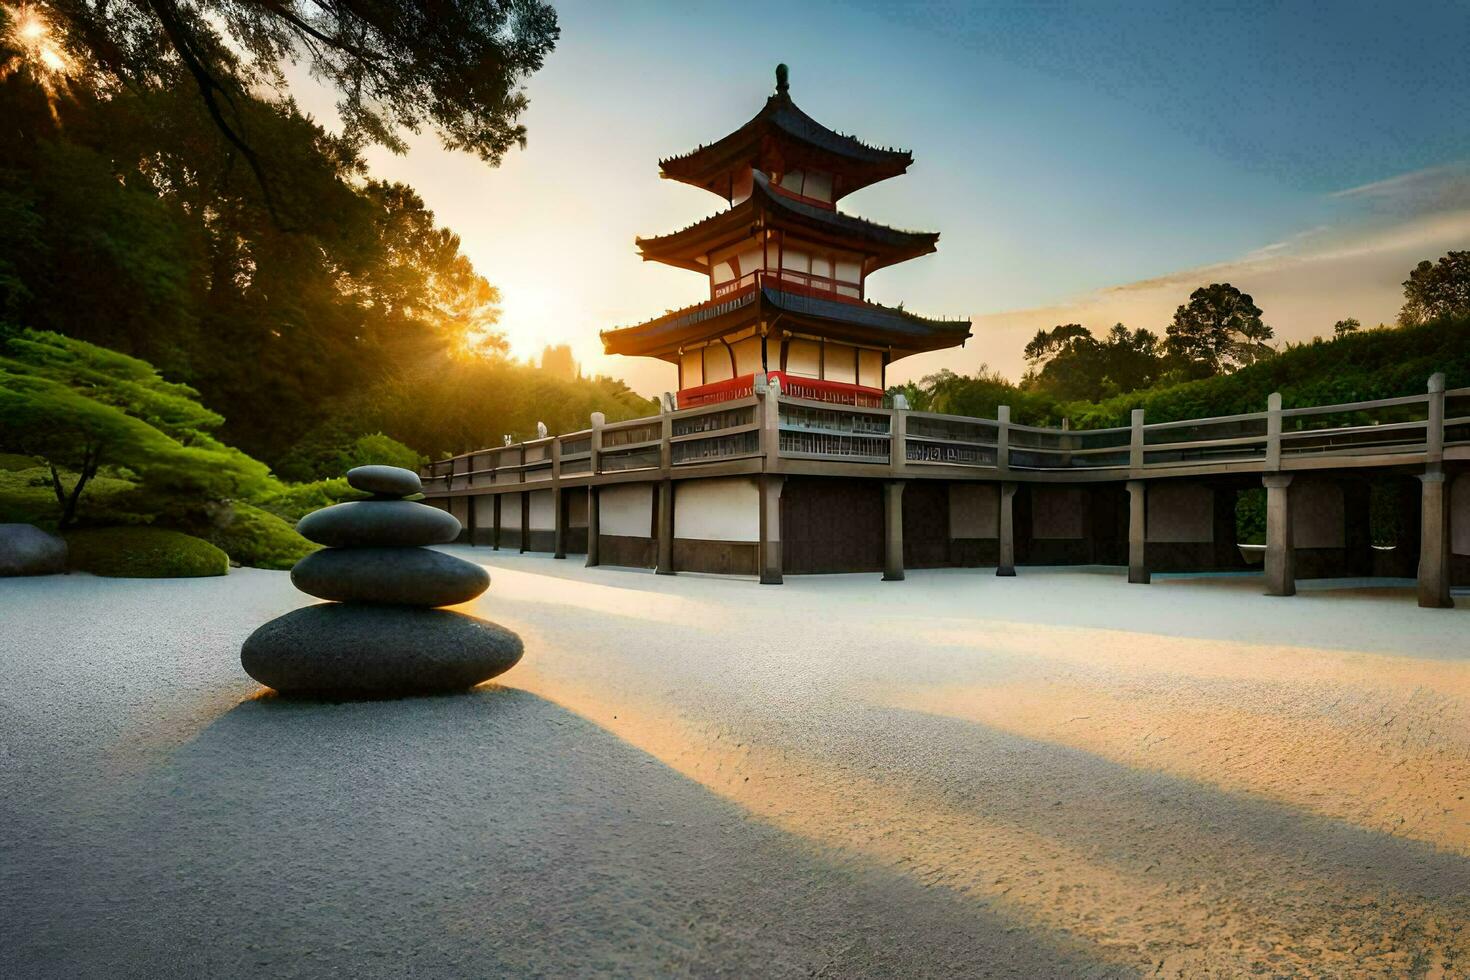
241 465 522 697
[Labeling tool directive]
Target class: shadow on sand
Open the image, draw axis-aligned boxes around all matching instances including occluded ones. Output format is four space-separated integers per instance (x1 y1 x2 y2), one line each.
4 687 1126 979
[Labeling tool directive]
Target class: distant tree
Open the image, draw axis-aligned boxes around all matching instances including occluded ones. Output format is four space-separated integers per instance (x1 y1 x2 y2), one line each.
540 344 578 378
0 330 268 527
1399 251 1470 326
1332 317 1361 337
1166 283 1274 375
1021 323 1162 401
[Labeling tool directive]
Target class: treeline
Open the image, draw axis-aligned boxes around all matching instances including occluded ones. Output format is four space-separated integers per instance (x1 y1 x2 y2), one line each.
896 255 1470 428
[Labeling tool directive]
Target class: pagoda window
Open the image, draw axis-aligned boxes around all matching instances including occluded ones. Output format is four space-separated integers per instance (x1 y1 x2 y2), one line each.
731 336 762 376
703 343 735 383
858 348 884 389
680 349 704 389
774 169 834 205
785 338 821 378
824 343 857 384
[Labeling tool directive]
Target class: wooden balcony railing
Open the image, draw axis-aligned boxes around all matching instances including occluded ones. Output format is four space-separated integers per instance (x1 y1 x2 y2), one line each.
421 373 1468 494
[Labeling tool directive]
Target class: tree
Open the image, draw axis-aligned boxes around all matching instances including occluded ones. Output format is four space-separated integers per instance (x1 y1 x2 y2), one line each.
11 2 559 206
1400 251 1470 326
0 329 268 527
1333 317 1361 337
1166 283 1274 375
540 344 577 378
1021 323 1162 402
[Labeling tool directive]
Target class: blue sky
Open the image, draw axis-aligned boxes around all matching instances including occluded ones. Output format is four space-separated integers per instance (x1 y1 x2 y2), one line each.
303 0 1470 391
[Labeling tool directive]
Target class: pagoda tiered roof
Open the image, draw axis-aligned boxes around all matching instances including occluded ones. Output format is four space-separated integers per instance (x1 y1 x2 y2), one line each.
637 171 939 274
659 70 912 202
601 283 971 361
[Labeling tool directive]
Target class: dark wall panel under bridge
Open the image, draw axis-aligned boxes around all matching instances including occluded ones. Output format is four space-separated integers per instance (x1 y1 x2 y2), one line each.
781 477 884 574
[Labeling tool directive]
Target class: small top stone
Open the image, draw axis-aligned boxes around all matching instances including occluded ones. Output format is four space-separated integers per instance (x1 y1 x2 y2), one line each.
347 465 422 498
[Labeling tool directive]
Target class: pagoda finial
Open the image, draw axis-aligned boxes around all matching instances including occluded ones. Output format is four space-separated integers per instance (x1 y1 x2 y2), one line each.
775 63 789 96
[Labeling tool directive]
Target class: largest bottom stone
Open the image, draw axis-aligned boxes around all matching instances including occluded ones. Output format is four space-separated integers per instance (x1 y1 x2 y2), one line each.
241 604 523 697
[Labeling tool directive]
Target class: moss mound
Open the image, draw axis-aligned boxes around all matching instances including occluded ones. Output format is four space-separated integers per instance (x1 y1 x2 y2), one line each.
196 501 318 570
65 527 229 578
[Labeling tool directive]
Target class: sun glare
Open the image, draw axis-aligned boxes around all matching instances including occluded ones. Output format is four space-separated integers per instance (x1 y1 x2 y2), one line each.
4 4 72 82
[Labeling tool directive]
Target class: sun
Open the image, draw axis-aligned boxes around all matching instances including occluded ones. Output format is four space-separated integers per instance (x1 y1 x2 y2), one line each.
3 4 72 80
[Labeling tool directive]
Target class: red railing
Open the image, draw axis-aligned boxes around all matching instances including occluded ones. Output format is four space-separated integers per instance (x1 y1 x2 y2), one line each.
713 269 863 302
675 371 883 409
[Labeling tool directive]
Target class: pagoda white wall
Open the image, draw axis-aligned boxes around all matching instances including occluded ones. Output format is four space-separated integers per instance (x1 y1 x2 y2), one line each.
528 489 555 531
600 483 653 537
500 492 522 529
674 477 759 542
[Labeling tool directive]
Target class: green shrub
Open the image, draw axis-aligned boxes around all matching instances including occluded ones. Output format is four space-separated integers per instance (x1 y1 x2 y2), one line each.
252 477 368 523
189 500 318 570
274 430 424 482
0 452 38 471
0 465 145 530
65 526 229 578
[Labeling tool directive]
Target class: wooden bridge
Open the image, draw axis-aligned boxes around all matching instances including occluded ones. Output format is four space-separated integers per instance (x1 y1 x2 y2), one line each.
421 373 1469 608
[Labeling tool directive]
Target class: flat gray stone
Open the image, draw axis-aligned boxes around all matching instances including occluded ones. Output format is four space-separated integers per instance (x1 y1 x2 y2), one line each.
0 524 67 576
241 604 523 697
291 547 489 606
347 465 422 498
297 500 460 548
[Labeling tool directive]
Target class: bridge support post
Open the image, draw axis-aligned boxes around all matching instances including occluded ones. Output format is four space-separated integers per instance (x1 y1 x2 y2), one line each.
552 487 566 559
585 486 600 567
656 479 675 575
1263 474 1295 596
883 480 905 581
758 475 784 584
1127 480 1150 584
491 494 501 551
1418 470 1453 608
519 493 529 553
997 482 1017 576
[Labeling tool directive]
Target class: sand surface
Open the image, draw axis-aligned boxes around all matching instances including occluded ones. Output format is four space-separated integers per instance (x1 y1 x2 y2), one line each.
3 553 1468 977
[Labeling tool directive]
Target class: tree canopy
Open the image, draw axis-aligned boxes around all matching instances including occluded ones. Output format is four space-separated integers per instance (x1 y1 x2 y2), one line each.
6 1 558 204
1165 283 1274 374
0 328 269 527
1022 322 1163 401
1400 251 1470 326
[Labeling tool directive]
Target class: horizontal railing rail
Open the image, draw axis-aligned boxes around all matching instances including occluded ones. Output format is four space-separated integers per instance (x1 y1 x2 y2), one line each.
420 372 1462 493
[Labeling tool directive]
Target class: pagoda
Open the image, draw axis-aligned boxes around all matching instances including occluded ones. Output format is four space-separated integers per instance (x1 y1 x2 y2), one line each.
602 65 971 407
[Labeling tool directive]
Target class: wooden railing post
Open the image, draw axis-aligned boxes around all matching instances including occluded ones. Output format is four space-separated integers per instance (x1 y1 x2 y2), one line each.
890 392 908 473
1060 417 1073 468
551 436 565 559
996 405 1010 472
1129 408 1145 473
1427 372 1446 464
589 411 605 474
1266 392 1282 470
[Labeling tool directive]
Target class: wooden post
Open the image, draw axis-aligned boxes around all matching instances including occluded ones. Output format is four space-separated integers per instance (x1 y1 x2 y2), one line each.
1129 408 1145 473
890 396 908 473
1418 469 1453 608
997 482 1017 576
519 492 529 554
656 479 675 575
882 480 905 581
551 437 566 559
1263 473 1294 596
492 493 501 551
1266 392 1283 471
996 405 1010 472
758 474 784 584
1126 480 1149 583
466 488 477 547
1059 417 1073 469
585 486 600 567
589 411 605 473
1427 372 1446 465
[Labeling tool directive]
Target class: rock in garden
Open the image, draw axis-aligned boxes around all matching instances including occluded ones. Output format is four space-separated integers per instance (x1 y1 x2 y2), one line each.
241 604 523 697
292 546 489 606
296 499 460 548
0 524 68 576
347 464 422 498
